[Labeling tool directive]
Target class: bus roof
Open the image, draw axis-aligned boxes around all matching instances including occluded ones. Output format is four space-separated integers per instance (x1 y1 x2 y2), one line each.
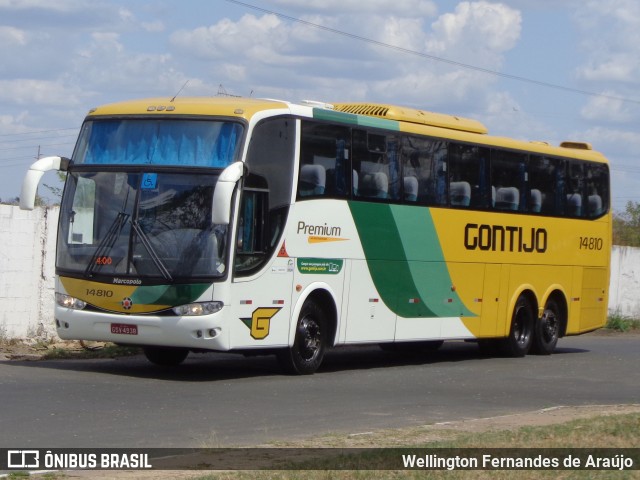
86 96 291 119
85 96 608 164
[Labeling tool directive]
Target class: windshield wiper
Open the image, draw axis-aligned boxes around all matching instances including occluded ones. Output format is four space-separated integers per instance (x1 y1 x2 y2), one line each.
84 211 129 278
130 220 173 281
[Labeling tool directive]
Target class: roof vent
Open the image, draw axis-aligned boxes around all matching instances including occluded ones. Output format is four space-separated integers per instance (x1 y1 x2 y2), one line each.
332 102 487 134
560 141 592 150
334 104 389 117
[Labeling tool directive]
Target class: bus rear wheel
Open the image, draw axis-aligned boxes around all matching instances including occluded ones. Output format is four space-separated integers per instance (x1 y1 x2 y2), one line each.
531 298 561 355
500 295 534 357
277 300 326 375
143 346 189 366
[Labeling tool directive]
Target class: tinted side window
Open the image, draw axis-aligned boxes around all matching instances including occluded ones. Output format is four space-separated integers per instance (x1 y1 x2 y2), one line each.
401 136 448 205
298 122 351 199
585 162 609 218
529 156 564 215
352 129 401 201
491 150 527 212
448 143 491 208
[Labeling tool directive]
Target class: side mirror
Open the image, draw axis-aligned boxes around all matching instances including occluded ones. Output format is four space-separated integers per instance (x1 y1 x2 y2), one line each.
212 162 245 225
19 156 69 210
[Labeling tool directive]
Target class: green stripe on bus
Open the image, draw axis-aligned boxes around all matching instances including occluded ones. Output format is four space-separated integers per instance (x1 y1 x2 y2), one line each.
390 204 475 317
131 283 210 306
313 108 400 130
348 201 474 318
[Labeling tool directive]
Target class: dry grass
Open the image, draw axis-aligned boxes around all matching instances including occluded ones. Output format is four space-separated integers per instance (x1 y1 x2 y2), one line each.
189 410 640 480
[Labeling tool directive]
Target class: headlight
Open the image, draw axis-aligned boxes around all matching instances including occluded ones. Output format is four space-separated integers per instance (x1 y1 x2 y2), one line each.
172 301 223 316
56 293 87 310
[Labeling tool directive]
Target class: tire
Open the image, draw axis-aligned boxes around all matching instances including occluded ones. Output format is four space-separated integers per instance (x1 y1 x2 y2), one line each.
277 300 326 375
531 298 561 355
499 294 534 357
143 346 189 366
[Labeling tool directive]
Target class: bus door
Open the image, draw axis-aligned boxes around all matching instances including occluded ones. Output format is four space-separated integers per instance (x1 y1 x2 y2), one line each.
229 189 294 349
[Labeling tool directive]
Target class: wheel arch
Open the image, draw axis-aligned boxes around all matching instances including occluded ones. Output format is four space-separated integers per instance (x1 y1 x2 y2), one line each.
288 283 339 347
541 287 569 338
505 286 539 336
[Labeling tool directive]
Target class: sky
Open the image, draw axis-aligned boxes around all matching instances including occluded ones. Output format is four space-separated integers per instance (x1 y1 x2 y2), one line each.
1 0 639 211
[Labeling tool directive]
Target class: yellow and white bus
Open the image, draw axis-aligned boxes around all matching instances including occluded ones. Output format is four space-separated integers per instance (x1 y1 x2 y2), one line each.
20 97 610 374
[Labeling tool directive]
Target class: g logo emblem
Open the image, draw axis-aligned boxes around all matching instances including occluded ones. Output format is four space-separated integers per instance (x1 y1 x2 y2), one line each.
240 307 281 340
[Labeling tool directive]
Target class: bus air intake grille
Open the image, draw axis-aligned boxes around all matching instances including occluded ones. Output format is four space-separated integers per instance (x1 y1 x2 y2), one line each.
334 104 390 117
332 102 488 134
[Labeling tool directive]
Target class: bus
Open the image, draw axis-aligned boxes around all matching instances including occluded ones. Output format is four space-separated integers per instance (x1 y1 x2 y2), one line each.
20 97 611 374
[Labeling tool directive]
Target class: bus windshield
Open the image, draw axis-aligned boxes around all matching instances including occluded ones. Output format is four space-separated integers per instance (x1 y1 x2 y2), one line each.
56 171 229 281
74 119 243 167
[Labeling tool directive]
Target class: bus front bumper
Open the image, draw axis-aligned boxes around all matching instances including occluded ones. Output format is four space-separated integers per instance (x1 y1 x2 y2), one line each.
54 305 231 351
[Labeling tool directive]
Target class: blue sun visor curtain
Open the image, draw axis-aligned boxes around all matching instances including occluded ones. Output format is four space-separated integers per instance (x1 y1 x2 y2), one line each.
75 119 243 168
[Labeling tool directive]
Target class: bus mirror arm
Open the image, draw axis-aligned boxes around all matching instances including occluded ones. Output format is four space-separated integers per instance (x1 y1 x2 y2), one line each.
19 156 70 211
212 161 245 225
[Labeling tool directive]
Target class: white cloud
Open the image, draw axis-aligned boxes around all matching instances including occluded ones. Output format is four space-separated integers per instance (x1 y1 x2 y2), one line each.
578 126 640 156
581 92 638 123
168 1 522 111
0 79 82 107
427 1 521 69
0 111 30 132
171 14 287 61
574 0 640 84
269 0 438 16
578 54 637 83
0 26 27 45
71 32 181 96
142 20 164 33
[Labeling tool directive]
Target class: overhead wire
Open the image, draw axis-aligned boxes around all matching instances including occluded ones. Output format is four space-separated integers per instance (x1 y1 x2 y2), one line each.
225 0 640 106
0 127 78 167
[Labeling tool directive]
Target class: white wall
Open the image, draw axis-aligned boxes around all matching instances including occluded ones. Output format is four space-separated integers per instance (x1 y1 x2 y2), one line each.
0 205 58 339
608 245 640 317
0 205 638 340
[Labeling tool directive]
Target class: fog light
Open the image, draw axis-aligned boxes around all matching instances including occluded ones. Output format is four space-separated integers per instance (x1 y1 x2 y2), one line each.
56 293 86 310
172 301 223 316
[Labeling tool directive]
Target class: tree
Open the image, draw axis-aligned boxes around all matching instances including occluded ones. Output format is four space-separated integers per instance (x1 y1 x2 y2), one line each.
613 201 640 246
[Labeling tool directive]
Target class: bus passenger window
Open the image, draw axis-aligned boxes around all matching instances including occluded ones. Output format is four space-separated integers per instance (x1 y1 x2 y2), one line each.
352 129 400 201
400 136 448 206
299 121 351 199
448 144 490 208
528 156 562 215
566 161 585 217
404 176 418 201
491 149 526 212
529 189 542 213
360 171 389 199
299 164 326 196
450 181 471 206
585 162 609 218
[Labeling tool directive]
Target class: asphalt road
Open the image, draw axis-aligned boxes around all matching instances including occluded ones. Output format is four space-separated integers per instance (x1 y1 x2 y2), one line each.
1 333 638 449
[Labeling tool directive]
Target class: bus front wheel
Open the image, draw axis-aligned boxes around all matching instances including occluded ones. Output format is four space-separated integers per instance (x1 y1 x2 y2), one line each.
500 295 534 357
143 346 189 366
531 298 561 355
277 300 326 375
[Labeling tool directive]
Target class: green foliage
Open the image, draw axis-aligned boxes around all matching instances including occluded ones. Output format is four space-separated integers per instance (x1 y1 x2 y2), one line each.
607 311 640 332
613 201 640 246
